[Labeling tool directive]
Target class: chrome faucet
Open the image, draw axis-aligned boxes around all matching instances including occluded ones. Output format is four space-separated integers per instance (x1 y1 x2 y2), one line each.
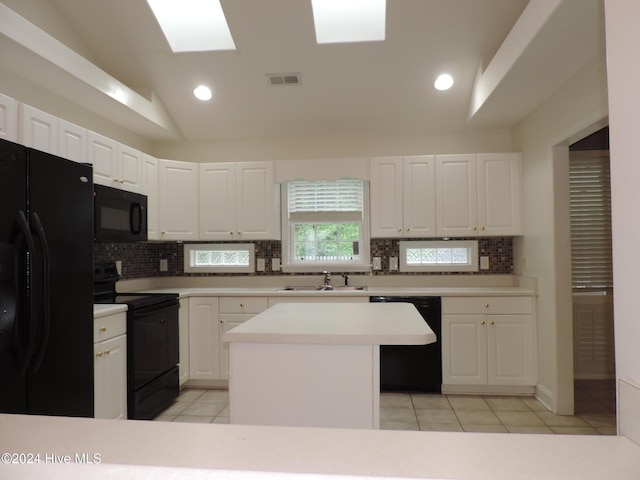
322 271 331 286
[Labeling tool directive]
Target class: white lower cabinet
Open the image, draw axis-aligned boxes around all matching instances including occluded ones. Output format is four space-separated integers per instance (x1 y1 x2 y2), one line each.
178 298 190 386
188 297 220 380
441 296 536 393
94 311 127 420
219 297 269 379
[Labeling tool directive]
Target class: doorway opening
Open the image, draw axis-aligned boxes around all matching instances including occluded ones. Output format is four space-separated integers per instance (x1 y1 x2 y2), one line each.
569 126 616 415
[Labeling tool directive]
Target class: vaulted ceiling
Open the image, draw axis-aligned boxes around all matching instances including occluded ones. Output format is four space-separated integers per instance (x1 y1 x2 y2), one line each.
0 0 605 142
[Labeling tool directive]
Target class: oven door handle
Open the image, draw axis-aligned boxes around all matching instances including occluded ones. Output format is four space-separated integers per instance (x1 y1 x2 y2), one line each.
131 301 178 318
15 211 37 376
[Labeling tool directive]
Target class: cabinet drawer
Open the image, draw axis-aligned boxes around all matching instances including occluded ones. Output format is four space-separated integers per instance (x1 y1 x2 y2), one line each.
442 296 533 315
94 312 127 342
219 296 268 314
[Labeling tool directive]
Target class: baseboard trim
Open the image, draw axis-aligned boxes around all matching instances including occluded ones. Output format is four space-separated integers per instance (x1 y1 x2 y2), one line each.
441 385 535 396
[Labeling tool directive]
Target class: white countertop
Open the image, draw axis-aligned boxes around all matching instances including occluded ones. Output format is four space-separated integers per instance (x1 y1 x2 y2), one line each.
1 414 639 480
223 302 436 345
137 286 536 298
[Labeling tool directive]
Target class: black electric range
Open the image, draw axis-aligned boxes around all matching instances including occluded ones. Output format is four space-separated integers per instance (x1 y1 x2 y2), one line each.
93 263 179 420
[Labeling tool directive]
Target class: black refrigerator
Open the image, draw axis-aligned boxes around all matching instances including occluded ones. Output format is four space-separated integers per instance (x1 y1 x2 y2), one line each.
0 137 94 417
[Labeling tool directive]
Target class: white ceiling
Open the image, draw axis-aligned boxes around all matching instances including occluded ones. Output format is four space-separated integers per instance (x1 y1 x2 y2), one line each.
0 0 605 142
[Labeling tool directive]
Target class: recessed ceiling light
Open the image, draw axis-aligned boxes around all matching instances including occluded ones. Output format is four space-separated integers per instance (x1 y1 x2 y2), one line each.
434 74 454 91
311 0 386 44
147 0 235 53
193 85 212 101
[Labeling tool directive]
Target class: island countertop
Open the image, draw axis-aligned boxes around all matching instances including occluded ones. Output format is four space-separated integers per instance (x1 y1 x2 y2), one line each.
222 302 436 345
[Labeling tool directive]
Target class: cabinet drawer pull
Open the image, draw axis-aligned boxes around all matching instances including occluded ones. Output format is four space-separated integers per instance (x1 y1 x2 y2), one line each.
99 326 107 332
484 303 490 308
239 303 244 308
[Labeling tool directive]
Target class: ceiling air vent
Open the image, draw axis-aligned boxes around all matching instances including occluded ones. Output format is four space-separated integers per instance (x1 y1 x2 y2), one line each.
267 73 302 86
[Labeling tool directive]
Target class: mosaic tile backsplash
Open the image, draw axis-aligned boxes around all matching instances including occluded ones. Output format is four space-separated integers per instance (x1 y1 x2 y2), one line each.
94 238 513 280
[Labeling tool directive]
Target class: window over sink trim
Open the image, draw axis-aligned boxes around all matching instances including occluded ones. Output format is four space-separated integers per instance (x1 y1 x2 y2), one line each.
184 243 255 273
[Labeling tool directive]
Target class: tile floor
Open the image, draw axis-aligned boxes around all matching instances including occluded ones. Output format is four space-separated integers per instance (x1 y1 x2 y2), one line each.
155 380 616 435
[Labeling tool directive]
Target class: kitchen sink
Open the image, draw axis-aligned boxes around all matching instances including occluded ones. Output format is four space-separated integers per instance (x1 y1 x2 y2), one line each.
276 286 368 292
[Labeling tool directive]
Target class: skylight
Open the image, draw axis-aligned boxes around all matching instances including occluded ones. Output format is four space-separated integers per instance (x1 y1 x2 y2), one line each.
311 0 386 44
146 0 235 53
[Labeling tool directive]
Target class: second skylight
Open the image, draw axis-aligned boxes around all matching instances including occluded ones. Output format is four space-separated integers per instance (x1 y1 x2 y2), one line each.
311 0 386 44
147 0 236 53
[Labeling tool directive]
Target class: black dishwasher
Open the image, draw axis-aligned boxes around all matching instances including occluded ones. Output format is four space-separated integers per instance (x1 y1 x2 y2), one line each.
370 296 442 392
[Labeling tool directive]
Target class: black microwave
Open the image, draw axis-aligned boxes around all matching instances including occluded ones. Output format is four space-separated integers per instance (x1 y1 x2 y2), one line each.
94 184 148 243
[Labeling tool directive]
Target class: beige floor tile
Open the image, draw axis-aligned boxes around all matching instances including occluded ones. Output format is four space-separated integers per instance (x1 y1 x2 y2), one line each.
380 393 413 408
519 397 548 412
578 413 617 427
216 405 230 417
200 390 230 403
182 402 227 417
506 425 554 434
154 414 177 422
212 416 230 424
447 396 491 411
177 389 207 402
549 426 599 435
415 408 460 424
454 410 501 425
380 407 417 423
162 400 192 416
419 422 463 432
485 397 530 411
536 411 590 427
173 415 215 423
495 411 546 427
595 426 617 435
462 424 508 433
411 394 452 410
380 421 420 431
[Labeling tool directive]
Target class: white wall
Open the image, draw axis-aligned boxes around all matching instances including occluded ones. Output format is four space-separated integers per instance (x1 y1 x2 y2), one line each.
154 129 513 163
604 0 640 423
512 55 608 413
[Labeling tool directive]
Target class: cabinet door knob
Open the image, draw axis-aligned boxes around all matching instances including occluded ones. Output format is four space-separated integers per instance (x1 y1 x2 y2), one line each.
473 226 477 231
481 226 486 231
161 231 166 235
485 303 490 308
229 231 234 235
104 349 111 355
490 321 495 326
240 303 244 308
406 228 410 232
96 352 103 357
481 320 486 326
220 319 224 324
397 228 402 232
99 326 107 332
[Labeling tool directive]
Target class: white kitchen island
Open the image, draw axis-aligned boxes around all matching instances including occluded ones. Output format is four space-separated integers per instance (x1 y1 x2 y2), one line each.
223 302 435 429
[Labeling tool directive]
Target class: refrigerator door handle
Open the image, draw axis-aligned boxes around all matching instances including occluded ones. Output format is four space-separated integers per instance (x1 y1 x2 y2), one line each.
130 202 143 235
29 212 51 373
15 211 37 376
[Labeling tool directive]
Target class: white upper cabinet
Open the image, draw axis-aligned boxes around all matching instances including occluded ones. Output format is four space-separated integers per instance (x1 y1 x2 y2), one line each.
0 93 18 142
88 131 118 187
88 131 143 193
142 153 159 241
116 143 143 193
19 104 58 154
158 159 199 241
476 153 522 236
58 119 87 163
199 162 237 240
370 156 436 238
200 161 279 241
436 153 522 237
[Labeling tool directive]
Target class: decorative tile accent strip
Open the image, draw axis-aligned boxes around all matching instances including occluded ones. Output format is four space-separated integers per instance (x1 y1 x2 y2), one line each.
94 237 513 280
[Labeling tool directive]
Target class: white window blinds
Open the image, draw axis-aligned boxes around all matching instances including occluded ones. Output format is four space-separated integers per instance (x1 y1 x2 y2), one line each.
569 152 613 290
287 180 364 222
